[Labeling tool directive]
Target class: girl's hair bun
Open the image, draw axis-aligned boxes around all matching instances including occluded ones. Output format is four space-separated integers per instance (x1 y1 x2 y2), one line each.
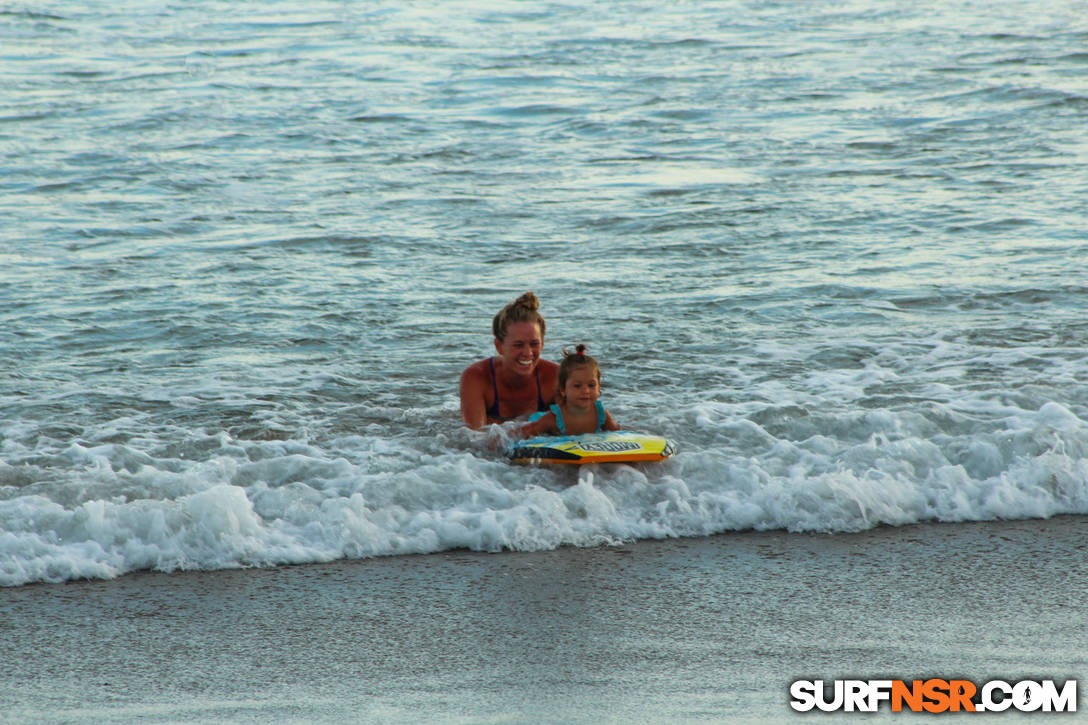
558 344 600 389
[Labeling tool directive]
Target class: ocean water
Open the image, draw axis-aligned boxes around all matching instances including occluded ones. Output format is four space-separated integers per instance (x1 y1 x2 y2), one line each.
3 0 1088 587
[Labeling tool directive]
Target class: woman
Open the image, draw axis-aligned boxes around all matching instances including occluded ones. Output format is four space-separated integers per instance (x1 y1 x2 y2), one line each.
460 292 559 428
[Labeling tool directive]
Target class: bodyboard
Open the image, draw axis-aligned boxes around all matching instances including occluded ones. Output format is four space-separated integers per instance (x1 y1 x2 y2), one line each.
510 430 676 465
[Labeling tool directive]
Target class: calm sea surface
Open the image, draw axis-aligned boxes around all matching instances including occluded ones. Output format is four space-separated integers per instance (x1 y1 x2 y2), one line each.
3 0 1088 586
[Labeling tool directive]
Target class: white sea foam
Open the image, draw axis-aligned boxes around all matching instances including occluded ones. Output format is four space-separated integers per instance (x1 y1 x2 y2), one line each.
3 395 1087 587
2 0 1087 588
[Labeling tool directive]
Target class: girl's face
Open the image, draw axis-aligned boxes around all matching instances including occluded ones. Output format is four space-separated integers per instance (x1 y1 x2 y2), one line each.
561 364 600 408
494 321 543 378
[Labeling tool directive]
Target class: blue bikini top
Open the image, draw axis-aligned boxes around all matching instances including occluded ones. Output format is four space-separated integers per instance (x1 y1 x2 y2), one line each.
486 356 547 422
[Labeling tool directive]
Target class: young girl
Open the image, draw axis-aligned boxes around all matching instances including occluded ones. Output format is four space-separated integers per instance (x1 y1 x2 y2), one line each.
518 345 619 437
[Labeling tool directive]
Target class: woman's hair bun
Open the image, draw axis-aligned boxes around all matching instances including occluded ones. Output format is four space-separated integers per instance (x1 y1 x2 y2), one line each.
492 291 546 341
512 291 539 312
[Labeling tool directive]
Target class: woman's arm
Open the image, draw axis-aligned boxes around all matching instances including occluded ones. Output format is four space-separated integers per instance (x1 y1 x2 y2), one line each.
459 364 489 429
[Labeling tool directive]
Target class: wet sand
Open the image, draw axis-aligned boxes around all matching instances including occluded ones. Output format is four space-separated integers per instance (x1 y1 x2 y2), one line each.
3 516 1086 723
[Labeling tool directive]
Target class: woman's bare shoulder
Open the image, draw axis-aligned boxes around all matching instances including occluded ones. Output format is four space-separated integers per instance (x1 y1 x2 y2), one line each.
537 359 560 379
461 357 492 381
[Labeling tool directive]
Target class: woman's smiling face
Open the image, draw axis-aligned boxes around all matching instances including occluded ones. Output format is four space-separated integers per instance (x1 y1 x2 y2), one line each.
494 321 543 377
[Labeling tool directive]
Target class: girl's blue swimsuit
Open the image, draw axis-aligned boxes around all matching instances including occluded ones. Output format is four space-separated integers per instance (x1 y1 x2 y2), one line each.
545 401 606 435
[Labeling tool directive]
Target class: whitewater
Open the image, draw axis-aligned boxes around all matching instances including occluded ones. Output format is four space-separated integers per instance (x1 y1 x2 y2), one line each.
3 0 1088 587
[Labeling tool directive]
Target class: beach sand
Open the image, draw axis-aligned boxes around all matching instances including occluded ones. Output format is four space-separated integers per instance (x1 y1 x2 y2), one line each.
3 515 1085 724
